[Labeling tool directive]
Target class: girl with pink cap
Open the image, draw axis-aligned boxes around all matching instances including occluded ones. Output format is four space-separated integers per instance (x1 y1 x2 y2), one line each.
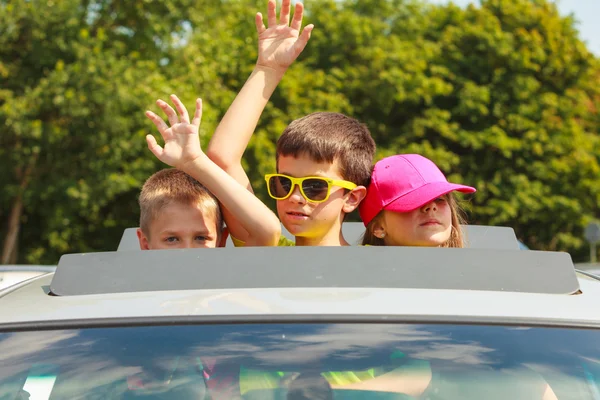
357 156 562 400
359 154 476 247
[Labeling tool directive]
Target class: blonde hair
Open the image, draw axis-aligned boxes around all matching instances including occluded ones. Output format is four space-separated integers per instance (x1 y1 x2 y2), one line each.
139 168 224 240
361 193 466 247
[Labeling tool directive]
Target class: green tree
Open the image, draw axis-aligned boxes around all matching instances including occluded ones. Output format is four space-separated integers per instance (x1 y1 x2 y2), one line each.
415 0 600 256
1 0 598 263
0 0 196 263
283 0 600 257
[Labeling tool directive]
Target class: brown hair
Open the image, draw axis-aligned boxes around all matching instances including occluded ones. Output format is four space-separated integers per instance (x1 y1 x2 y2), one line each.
139 168 224 240
361 193 467 247
276 112 376 187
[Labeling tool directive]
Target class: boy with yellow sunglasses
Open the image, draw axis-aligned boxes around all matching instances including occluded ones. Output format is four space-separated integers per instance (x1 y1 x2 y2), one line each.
207 0 375 247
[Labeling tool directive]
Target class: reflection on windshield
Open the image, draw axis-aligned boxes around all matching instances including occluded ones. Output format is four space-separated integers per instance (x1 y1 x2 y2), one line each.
0 323 599 399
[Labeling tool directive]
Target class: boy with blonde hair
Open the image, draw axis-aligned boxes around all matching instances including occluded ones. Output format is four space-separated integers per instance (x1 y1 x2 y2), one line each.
143 95 281 248
137 168 226 249
207 0 375 246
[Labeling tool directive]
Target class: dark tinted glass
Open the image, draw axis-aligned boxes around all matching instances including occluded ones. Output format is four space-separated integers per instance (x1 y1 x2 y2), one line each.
302 178 330 200
0 323 599 399
269 175 293 198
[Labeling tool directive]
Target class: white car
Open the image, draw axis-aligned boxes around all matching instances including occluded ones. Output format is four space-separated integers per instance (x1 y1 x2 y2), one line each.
0 265 56 290
574 263 600 278
0 226 598 399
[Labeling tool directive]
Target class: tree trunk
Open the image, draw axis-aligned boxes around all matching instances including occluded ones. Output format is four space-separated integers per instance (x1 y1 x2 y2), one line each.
1 194 24 264
8 235 18 264
1 153 38 265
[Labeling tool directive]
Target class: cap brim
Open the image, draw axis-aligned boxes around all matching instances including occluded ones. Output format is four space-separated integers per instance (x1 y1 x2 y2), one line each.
384 182 476 213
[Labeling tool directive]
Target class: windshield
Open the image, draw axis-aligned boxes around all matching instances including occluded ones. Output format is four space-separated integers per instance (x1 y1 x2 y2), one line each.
1 323 599 399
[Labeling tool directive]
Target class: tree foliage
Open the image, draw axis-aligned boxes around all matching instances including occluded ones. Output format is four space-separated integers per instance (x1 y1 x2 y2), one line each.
0 0 193 263
1 0 598 263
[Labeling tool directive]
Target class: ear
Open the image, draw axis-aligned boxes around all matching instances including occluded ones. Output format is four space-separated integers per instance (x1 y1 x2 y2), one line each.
342 185 367 214
372 225 386 239
371 213 387 239
136 228 150 250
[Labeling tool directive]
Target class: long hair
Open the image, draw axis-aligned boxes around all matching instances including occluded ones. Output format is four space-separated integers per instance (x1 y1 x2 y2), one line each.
443 193 466 248
361 212 386 246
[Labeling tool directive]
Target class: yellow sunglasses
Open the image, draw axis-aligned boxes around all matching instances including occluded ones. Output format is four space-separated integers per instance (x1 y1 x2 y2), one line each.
265 174 357 203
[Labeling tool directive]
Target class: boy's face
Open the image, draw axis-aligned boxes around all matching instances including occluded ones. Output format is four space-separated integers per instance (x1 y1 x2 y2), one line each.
137 202 220 250
276 154 364 243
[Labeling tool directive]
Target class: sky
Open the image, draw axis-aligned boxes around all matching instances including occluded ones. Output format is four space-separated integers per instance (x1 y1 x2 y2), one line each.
428 0 600 55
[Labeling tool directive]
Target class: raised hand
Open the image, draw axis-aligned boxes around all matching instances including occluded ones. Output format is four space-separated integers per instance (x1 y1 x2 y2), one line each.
255 0 314 72
145 95 204 170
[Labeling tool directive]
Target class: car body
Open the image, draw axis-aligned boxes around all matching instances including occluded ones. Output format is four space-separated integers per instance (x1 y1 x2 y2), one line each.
575 262 600 278
1 226 599 399
0 265 56 290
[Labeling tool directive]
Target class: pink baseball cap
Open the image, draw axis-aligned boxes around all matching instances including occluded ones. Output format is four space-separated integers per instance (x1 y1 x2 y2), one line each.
359 154 476 226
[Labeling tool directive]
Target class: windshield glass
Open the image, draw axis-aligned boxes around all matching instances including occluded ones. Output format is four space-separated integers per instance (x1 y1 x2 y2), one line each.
1 323 599 399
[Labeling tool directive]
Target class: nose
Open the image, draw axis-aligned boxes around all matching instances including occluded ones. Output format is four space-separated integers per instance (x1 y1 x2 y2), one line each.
288 184 306 204
179 239 194 249
421 200 437 213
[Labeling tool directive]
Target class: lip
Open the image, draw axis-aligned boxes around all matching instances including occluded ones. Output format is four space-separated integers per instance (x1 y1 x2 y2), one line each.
286 211 309 219
420 219 441 226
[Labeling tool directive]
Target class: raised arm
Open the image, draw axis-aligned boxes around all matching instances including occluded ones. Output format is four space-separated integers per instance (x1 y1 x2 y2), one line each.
207 0 313 178
206 0 313 242
145 95 281 247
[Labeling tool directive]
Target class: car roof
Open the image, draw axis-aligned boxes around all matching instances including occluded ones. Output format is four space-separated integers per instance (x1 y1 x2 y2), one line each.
0 265 56 273
1 269 599 329
0 265 56 290
1 229 600 330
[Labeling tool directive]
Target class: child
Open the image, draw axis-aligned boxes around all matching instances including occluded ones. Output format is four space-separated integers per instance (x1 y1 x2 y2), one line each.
359 154 476 247
263 111 375 246
137 168 226 249
207 0 375 246
144 95 281 247
137 168 225 250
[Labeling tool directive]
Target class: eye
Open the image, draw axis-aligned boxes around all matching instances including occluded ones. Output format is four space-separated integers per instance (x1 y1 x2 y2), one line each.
165 236 179 243
195 236 208 242
435 197 447 204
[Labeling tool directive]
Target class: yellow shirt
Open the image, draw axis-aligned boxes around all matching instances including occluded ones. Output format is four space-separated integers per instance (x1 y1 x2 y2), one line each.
231 236 369 247
231 235 294 247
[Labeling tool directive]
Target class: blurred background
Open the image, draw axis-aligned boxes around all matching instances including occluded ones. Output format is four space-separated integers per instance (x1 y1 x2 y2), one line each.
1 0 599 265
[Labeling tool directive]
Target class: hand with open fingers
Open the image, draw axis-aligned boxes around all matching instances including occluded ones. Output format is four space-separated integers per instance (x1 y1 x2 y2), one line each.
255 0 314 72
145 95 204 171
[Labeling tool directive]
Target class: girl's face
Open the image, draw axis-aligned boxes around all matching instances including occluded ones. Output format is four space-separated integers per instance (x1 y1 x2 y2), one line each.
379 197 453 247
